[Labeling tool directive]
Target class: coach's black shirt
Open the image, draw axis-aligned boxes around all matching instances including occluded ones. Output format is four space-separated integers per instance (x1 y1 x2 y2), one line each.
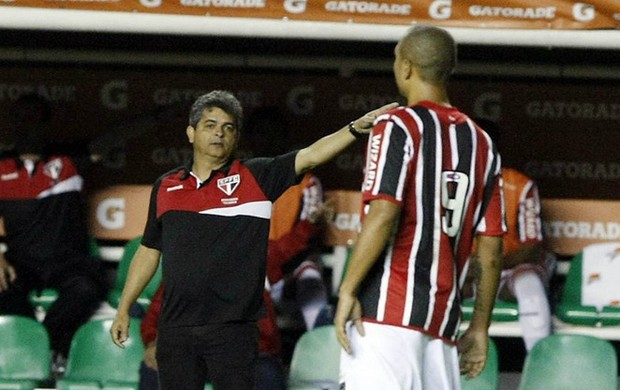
142 151 299 328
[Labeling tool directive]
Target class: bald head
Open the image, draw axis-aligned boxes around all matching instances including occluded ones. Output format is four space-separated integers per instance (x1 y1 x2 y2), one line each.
397 24 457 85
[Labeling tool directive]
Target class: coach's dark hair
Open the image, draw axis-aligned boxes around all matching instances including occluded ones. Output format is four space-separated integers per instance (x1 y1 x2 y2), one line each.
188 90 243 130
398 24 457 84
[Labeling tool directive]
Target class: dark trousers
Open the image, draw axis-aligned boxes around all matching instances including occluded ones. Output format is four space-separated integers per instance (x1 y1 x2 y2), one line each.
156 322 261 390
0 260 105 355
139 352 286 390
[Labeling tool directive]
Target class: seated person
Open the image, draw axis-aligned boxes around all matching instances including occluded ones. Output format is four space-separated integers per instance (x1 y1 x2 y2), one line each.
465 119 554 352
267 173 334 330
242 106 334 330
0 93 107 368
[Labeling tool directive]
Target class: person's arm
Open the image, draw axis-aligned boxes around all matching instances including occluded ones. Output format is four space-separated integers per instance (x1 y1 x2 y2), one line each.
267 220 321 284
504 179 544 268
503 242 544 269
294 103 397 175
140 284 163 346
140 284 163 370
457 234 503 378
110 244 161 348
334 199 401 354
0 250 16 292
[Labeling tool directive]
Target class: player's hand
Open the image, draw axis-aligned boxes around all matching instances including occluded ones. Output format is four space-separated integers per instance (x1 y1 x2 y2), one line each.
0 253 17 292
334 291 364 355
351 102 399 132
457 328 488 379
110 313 130 348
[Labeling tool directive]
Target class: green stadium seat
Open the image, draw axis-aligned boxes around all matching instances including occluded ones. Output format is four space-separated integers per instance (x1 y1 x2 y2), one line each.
288 325 340 390
107 236 162 311
461 298 519 322
56 318 144 390
28 288 59 314
518 334 617 390
555 242 620 326
460 337 499 390
0 315 51 389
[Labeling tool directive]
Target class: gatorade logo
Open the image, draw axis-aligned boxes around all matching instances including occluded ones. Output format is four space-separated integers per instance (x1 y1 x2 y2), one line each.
97 198 126 230
429 0 451 20
473 92 502 121
284 0 307 13
573 3 595 22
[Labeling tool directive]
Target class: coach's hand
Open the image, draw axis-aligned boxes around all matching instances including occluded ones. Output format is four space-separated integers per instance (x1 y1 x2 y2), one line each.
110 313 130 348
334 291 364 355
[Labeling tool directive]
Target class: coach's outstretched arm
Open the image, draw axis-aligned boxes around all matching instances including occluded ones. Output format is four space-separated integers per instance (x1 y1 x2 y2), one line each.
294 102 397 175
110 245 161 348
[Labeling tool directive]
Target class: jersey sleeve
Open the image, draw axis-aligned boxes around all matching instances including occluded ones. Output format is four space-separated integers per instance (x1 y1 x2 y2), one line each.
246 150 300 202
361 117 412 206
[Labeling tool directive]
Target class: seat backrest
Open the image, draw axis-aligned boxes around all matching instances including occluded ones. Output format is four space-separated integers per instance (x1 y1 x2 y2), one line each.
113 236 144 291
461 337 498 390
63 318 144 385
558 242 620 325
110 236 162 309
0 315 51 381
578 242 620 309
288 325 340 389
518 334 617 390
560 251 583 306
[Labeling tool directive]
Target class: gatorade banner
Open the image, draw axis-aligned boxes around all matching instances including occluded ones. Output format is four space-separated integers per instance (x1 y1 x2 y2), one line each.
88 185 152 241
541 199 620 256
1 1 619 30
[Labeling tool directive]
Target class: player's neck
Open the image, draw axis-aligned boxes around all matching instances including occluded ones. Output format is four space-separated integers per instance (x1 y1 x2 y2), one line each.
407 82 450 107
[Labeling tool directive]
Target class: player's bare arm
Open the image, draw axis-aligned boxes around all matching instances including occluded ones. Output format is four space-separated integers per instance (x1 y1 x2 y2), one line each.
335 199 401 354
458 234 502 378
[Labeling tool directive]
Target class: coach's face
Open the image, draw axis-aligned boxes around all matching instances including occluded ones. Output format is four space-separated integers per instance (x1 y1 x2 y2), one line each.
187 107 239 162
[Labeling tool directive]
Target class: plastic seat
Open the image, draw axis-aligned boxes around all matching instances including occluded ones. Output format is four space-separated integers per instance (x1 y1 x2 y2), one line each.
518 334 617 390
461 298 519 322
108 236 162 311
0 315 51 390
28 288 60 314
56 318 144 390
556 242 620 326
460 337 499 390
288 325 340 390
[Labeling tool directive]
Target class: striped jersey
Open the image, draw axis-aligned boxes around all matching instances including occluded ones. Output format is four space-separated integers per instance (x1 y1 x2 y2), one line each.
359 101 506 343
